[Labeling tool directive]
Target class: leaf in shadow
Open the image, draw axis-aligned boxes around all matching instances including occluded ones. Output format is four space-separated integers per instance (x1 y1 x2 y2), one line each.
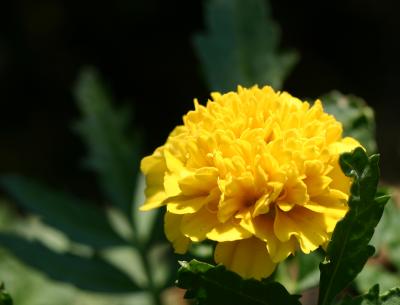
0 175 126 249
73 67 141 219
320 91 376 153
194 0 298 92
0 233 139 294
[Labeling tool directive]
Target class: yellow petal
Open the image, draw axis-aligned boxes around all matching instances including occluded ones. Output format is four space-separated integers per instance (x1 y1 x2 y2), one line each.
304 201 347 218
277 177 308 211
140 150 166 178
139 188 167 211
178 167 219 195
328 137 362 155
239 213 296 263
164 212 190 254
140 150 168 211
163 173 181 197
166 195 209 214
252 193 271 216
164 149 185 173
214 237 276 279
207 221 252 242
277 201 295 212
269 237 297 263
181 206 219 241
217 197 244 223
274 206 328 253
328 159 352 195
166 187 219 214
304 160 333 196
252 182 282 217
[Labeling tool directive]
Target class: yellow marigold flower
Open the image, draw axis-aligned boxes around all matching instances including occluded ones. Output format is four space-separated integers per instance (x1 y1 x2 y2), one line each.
140 86 361 280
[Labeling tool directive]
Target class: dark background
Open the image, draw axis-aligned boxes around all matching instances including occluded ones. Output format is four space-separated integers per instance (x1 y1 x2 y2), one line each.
1 0 399 199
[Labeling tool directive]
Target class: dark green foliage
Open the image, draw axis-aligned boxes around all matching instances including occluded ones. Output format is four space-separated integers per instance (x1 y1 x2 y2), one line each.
318 148 390 305
0 68 163 298
0 233 139 293
0 175 126 248
339 285 400 305
0 283 12 305
74 68 141 219
176 259 301 305
194 0 298 92
320 91 377 153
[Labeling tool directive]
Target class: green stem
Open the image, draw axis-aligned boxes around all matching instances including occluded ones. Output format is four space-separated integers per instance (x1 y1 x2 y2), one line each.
137 244 162 305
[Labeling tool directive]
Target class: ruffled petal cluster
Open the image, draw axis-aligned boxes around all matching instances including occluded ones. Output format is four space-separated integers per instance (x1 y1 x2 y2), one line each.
140 86 360 279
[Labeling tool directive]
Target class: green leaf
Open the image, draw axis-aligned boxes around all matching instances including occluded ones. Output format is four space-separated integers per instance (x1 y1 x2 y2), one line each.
368 188 394 250
132 174 162 246
176 259 302 305
320 91 377 153
356 264 400 295
318 148 390 305
73 67 140 218
339 285 400 305
0 283 13 305
368 194 400 269
296 251 322 292
0 204 147 305
0 175 126 248
0 233 139 293
194 0 298 92
276 251 322 294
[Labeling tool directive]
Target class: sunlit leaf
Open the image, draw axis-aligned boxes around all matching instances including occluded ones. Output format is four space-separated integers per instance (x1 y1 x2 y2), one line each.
0 233 139 293
132 174 161 246
318 148 390 305
194 0 298 92
176 259 301 305
0 175 126 249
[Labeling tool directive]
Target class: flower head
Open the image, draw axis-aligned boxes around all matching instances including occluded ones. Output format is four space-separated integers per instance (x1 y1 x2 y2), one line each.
140 86 360 279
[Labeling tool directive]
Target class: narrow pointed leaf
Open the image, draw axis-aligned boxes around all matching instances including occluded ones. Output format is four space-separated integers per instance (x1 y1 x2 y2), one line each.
318 148 390 305
73 68 140 218
0 233 139 293
0 175 126 248
194 0 298 92
176 259 301 305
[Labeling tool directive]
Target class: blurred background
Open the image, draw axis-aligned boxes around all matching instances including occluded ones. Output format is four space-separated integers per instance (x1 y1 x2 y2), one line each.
1 0 400 195
1 1 400 304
